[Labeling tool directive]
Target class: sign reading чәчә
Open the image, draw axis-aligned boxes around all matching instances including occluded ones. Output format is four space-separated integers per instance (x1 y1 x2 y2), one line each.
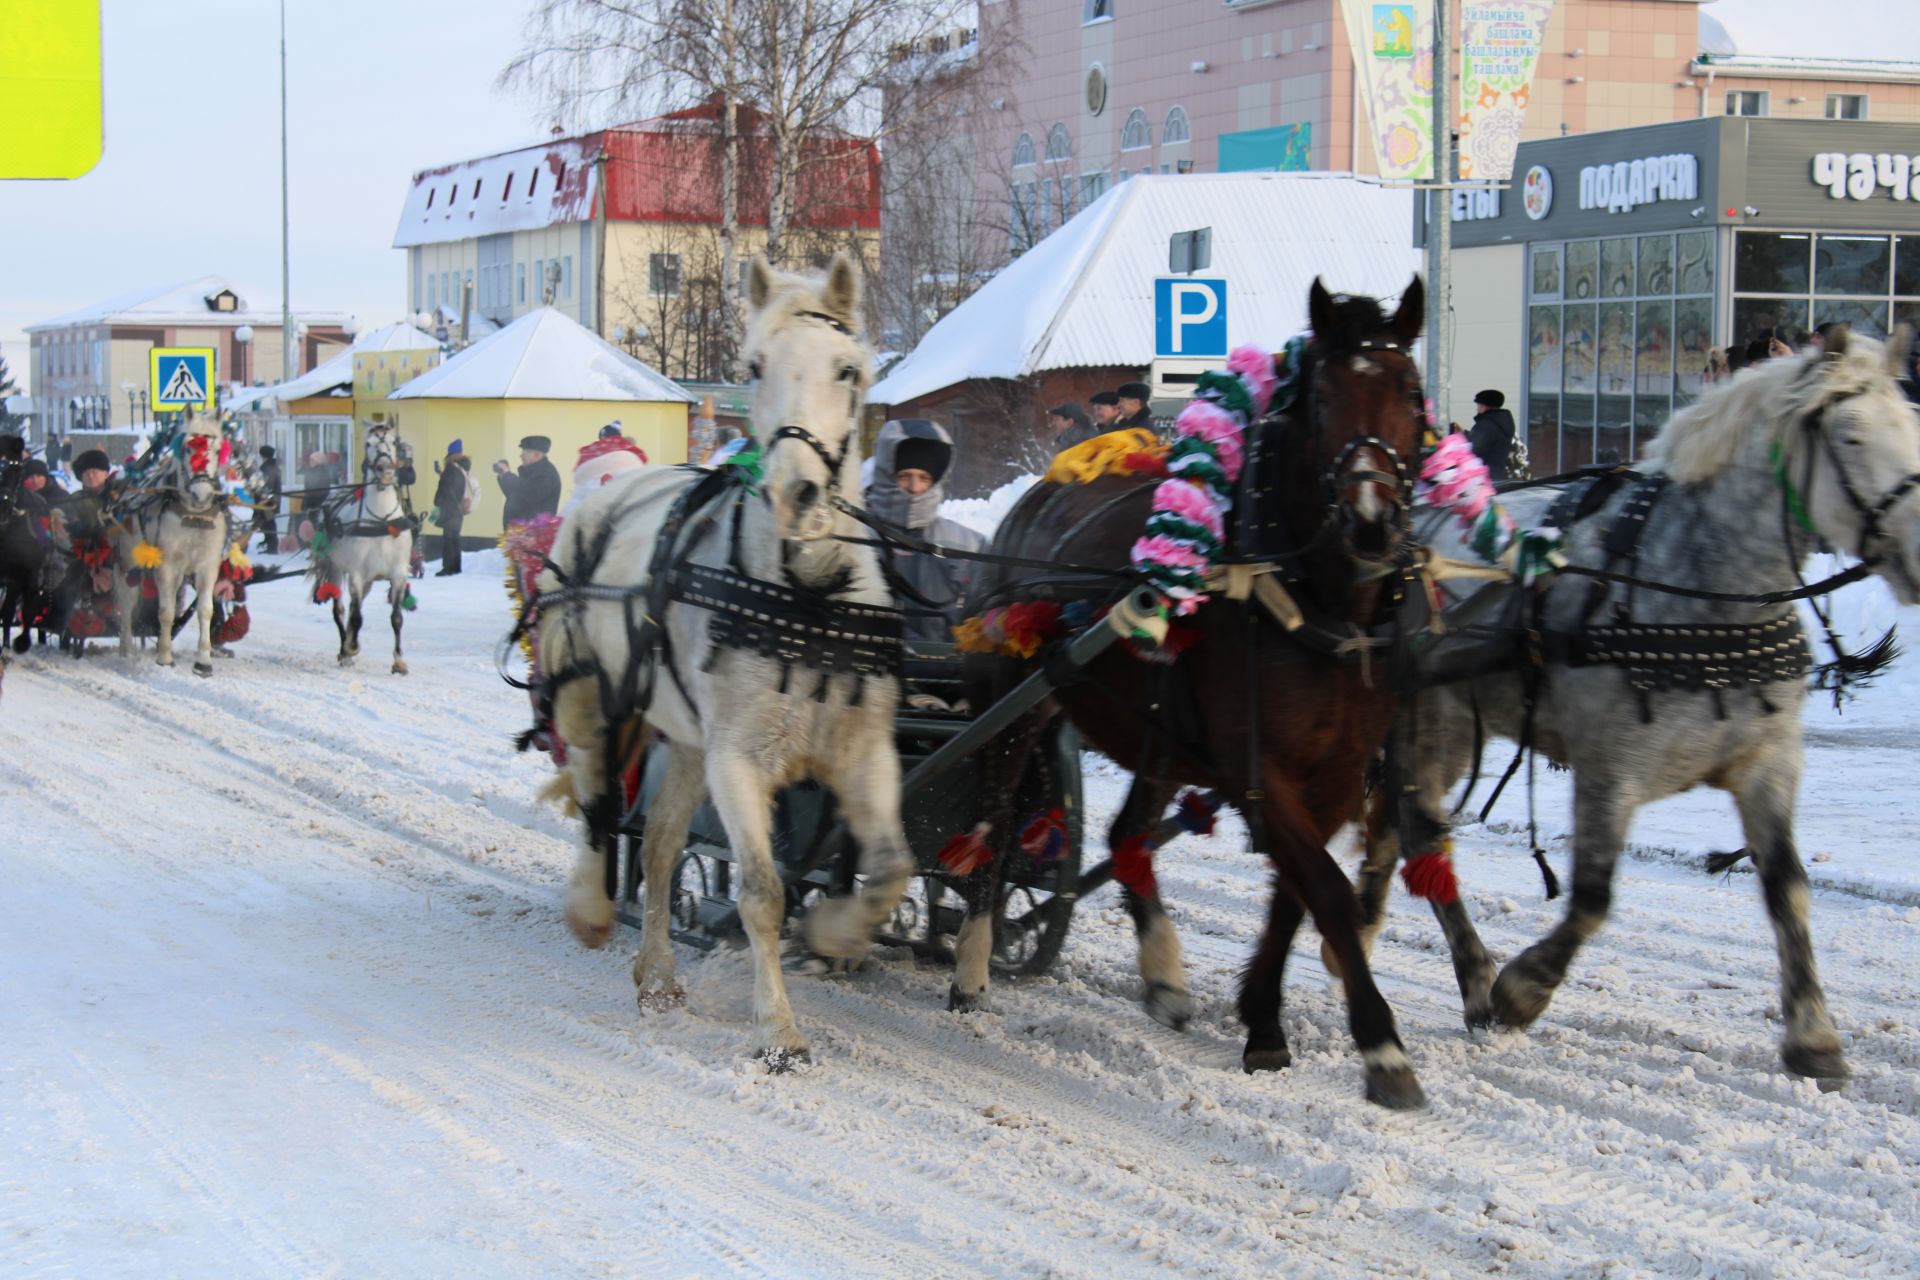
1814 152 1920 201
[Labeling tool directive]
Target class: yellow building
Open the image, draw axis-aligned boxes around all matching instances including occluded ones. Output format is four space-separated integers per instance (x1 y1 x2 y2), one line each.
387 306 694 540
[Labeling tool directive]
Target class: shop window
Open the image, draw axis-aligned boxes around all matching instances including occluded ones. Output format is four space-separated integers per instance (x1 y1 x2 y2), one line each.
1566 241 1598 300
1600 238 1634 298
1897 236 1920 296
1897 301 1920 332
1815 234 1890 296
1814 299 1889 340
1732 297 1808 350
1725 90 1767 117
1736 232 1811 294
1633 300 1674 449
1676 230 1714 295
1826 94 1867 120
1674 297 1713 406
1636 235 1674 296
1530 246 1562 299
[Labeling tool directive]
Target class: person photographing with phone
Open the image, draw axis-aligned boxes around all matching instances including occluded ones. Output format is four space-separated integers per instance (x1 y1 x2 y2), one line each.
494 435 561 527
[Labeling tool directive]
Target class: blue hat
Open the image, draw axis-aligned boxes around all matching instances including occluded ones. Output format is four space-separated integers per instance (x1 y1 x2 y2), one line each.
446 438 463 455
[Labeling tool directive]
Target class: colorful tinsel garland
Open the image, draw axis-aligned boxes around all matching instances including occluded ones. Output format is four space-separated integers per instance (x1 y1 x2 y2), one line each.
951 599 1092 658
1416 434 1563 584
1126 346 1278 636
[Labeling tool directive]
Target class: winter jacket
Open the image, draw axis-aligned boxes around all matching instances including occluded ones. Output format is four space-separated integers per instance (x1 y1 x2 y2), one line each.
498 456 562 526
257 460 283 502
1469 408 1519 482
1119 405 1157 434
299 464 333 513
433 458 471 527
866 420 988 643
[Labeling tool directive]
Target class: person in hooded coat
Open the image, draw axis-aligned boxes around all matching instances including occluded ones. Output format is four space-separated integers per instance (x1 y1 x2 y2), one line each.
1468 390 1519 482
865 419 987 643
432 438 475 575
495 434 562 526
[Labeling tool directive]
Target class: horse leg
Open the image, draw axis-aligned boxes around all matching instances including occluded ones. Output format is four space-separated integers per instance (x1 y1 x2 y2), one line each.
389 574 408 675
1491 771 1633 1029
191 561 215 677
153 561 181 667
1111 775 1192 1030
1265 771 1424 1109
946 708 1050 1012
348 581 365 660
1240 887 1307 1072
807 717 914 966
332 585 352 666
632 741 705 1007
554 681 623 949
708 748 809 1064
1734 753 1847 1084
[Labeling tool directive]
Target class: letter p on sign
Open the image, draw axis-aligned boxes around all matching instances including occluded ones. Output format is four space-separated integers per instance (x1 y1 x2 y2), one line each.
1155 278 1227 357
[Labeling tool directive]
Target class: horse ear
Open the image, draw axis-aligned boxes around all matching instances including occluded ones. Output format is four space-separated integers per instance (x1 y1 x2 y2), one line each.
1823 323 1851 361
1392 275 1425 347
822 251 863 329
1308 277 1335 341
747 256 774 312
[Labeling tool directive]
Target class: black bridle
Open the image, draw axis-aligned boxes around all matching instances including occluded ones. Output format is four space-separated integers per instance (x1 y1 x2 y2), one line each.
1792 396 1920 564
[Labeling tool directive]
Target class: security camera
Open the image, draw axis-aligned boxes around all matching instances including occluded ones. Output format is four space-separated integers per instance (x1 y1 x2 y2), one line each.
1744 206 1760 217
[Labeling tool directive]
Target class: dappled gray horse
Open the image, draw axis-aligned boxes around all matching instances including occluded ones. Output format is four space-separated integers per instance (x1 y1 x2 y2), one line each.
1363 328 1920 1086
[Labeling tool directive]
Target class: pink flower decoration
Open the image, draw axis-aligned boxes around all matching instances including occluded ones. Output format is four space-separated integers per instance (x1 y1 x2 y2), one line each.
1151 480 1225 538
1226 345 1279 415
1130 534 1212 570
1175 401 1247 481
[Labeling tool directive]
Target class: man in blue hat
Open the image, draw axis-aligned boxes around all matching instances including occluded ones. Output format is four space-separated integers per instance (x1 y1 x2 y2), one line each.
432 438 476 574
495 434 561 526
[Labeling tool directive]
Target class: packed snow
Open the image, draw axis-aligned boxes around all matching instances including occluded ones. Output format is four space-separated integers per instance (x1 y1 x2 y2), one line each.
5 532 1920 1278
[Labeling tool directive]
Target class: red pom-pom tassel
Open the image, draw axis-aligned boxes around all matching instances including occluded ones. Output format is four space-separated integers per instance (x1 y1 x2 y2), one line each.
1112 832 1160 900
1018 807 1069 864
937 823 993 876
1400 847 1460 905
314 581 342 604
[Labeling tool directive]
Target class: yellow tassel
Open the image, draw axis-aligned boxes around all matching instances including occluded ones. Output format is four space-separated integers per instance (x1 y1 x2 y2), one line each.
227 545 252 572
132 543 164 569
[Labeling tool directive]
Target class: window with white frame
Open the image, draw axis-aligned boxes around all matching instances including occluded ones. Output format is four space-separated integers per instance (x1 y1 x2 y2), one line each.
1826 93 1867 120
517 261 527 304
1163 105 1191 145
1045 123 1072 162
1725 90 1767 117
563 255 573 299
1082 0 1113 22
1080 170 1109 205
533 259 545 303
1012 132 1035 167
650 253 683 296
1120 108 1150 151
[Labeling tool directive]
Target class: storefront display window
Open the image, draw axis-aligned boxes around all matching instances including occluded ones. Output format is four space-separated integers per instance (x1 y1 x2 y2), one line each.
1526 233 1713 470
1896 237 1920 296
1733 230 1916 346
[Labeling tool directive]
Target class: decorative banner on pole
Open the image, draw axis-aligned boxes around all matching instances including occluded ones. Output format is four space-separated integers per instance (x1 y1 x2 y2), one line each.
1457 1 1555 181
1341 0 1437 181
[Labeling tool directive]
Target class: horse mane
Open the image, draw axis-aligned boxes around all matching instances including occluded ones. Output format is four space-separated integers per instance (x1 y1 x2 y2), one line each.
1644 337 1895 484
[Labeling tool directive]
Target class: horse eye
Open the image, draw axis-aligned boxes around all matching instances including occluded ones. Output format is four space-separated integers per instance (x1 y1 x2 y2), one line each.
746 359 763 381
837 364 858 383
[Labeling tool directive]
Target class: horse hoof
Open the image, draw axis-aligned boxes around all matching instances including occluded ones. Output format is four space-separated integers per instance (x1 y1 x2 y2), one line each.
566 902 615 950
635 983 686 1012
801 896 871 961
1464 1001 1497 1031
192 662 213 679
155 654 174 668
1241 1045 1293 1074
337 655 355 668
9 634 27 655
947 983 988 1014
1490 966 1552 1030
1144 981 1192 1032
755 1044 811 1073
1782 1043 1850 1088
1364 1066 1427 1111
213 646 235 659
391 660 409 676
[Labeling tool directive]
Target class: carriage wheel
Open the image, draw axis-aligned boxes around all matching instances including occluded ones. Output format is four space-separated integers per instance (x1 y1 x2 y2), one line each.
992 879 1075 978
671 853 709 932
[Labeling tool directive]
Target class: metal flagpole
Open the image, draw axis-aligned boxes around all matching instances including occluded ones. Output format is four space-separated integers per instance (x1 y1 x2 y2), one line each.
1425 0 1452 423
280 0 294 384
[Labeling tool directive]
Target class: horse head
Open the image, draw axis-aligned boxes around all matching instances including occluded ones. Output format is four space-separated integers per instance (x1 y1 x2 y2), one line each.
741 251 872 542
1299 275 1427 563
1649 324 1920 604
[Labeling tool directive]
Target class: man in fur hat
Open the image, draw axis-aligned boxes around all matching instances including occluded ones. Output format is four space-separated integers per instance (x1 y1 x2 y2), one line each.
1116 381 1156 433
495 435 562 526
431 438 478 575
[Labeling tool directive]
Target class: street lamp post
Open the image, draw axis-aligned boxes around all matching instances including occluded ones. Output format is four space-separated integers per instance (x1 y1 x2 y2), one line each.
235 324 254 387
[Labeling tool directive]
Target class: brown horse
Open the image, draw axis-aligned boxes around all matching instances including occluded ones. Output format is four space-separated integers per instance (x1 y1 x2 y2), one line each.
955 278 1429 1107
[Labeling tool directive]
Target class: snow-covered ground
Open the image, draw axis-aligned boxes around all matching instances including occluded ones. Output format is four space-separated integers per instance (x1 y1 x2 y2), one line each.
4 542 1920 1278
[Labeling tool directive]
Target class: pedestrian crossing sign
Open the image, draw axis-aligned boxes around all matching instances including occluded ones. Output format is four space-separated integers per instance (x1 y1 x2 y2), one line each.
151 347 216 411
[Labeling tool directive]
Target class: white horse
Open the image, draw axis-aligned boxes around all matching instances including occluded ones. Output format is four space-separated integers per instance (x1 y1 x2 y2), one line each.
538 253 912 1066
114 428 231 677
315 430 415 674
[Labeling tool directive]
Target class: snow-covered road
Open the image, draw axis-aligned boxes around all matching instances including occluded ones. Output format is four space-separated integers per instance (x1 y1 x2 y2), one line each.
4 552 1919 1278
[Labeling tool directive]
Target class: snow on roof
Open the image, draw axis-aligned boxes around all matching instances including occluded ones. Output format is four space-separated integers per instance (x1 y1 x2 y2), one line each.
389 307 695 404
392 136 601 249
227 323 443 410
870 172 1419 407
1698 0 1920 66
26 275 352 332
432 304 501 338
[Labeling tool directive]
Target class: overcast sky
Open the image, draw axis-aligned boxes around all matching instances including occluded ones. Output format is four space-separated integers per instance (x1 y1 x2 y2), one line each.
2 0 1914 393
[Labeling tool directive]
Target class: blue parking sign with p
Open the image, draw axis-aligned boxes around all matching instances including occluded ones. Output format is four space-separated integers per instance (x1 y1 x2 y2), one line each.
1155 278 1227 357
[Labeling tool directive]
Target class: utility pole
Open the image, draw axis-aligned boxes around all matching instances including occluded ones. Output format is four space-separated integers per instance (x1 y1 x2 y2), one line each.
1425 0 1452 425
280 0 294 383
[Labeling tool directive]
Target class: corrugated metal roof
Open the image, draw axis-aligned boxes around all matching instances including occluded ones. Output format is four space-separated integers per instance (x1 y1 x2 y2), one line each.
392 137 602 249
389 307 694 404
870 172 1420 407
